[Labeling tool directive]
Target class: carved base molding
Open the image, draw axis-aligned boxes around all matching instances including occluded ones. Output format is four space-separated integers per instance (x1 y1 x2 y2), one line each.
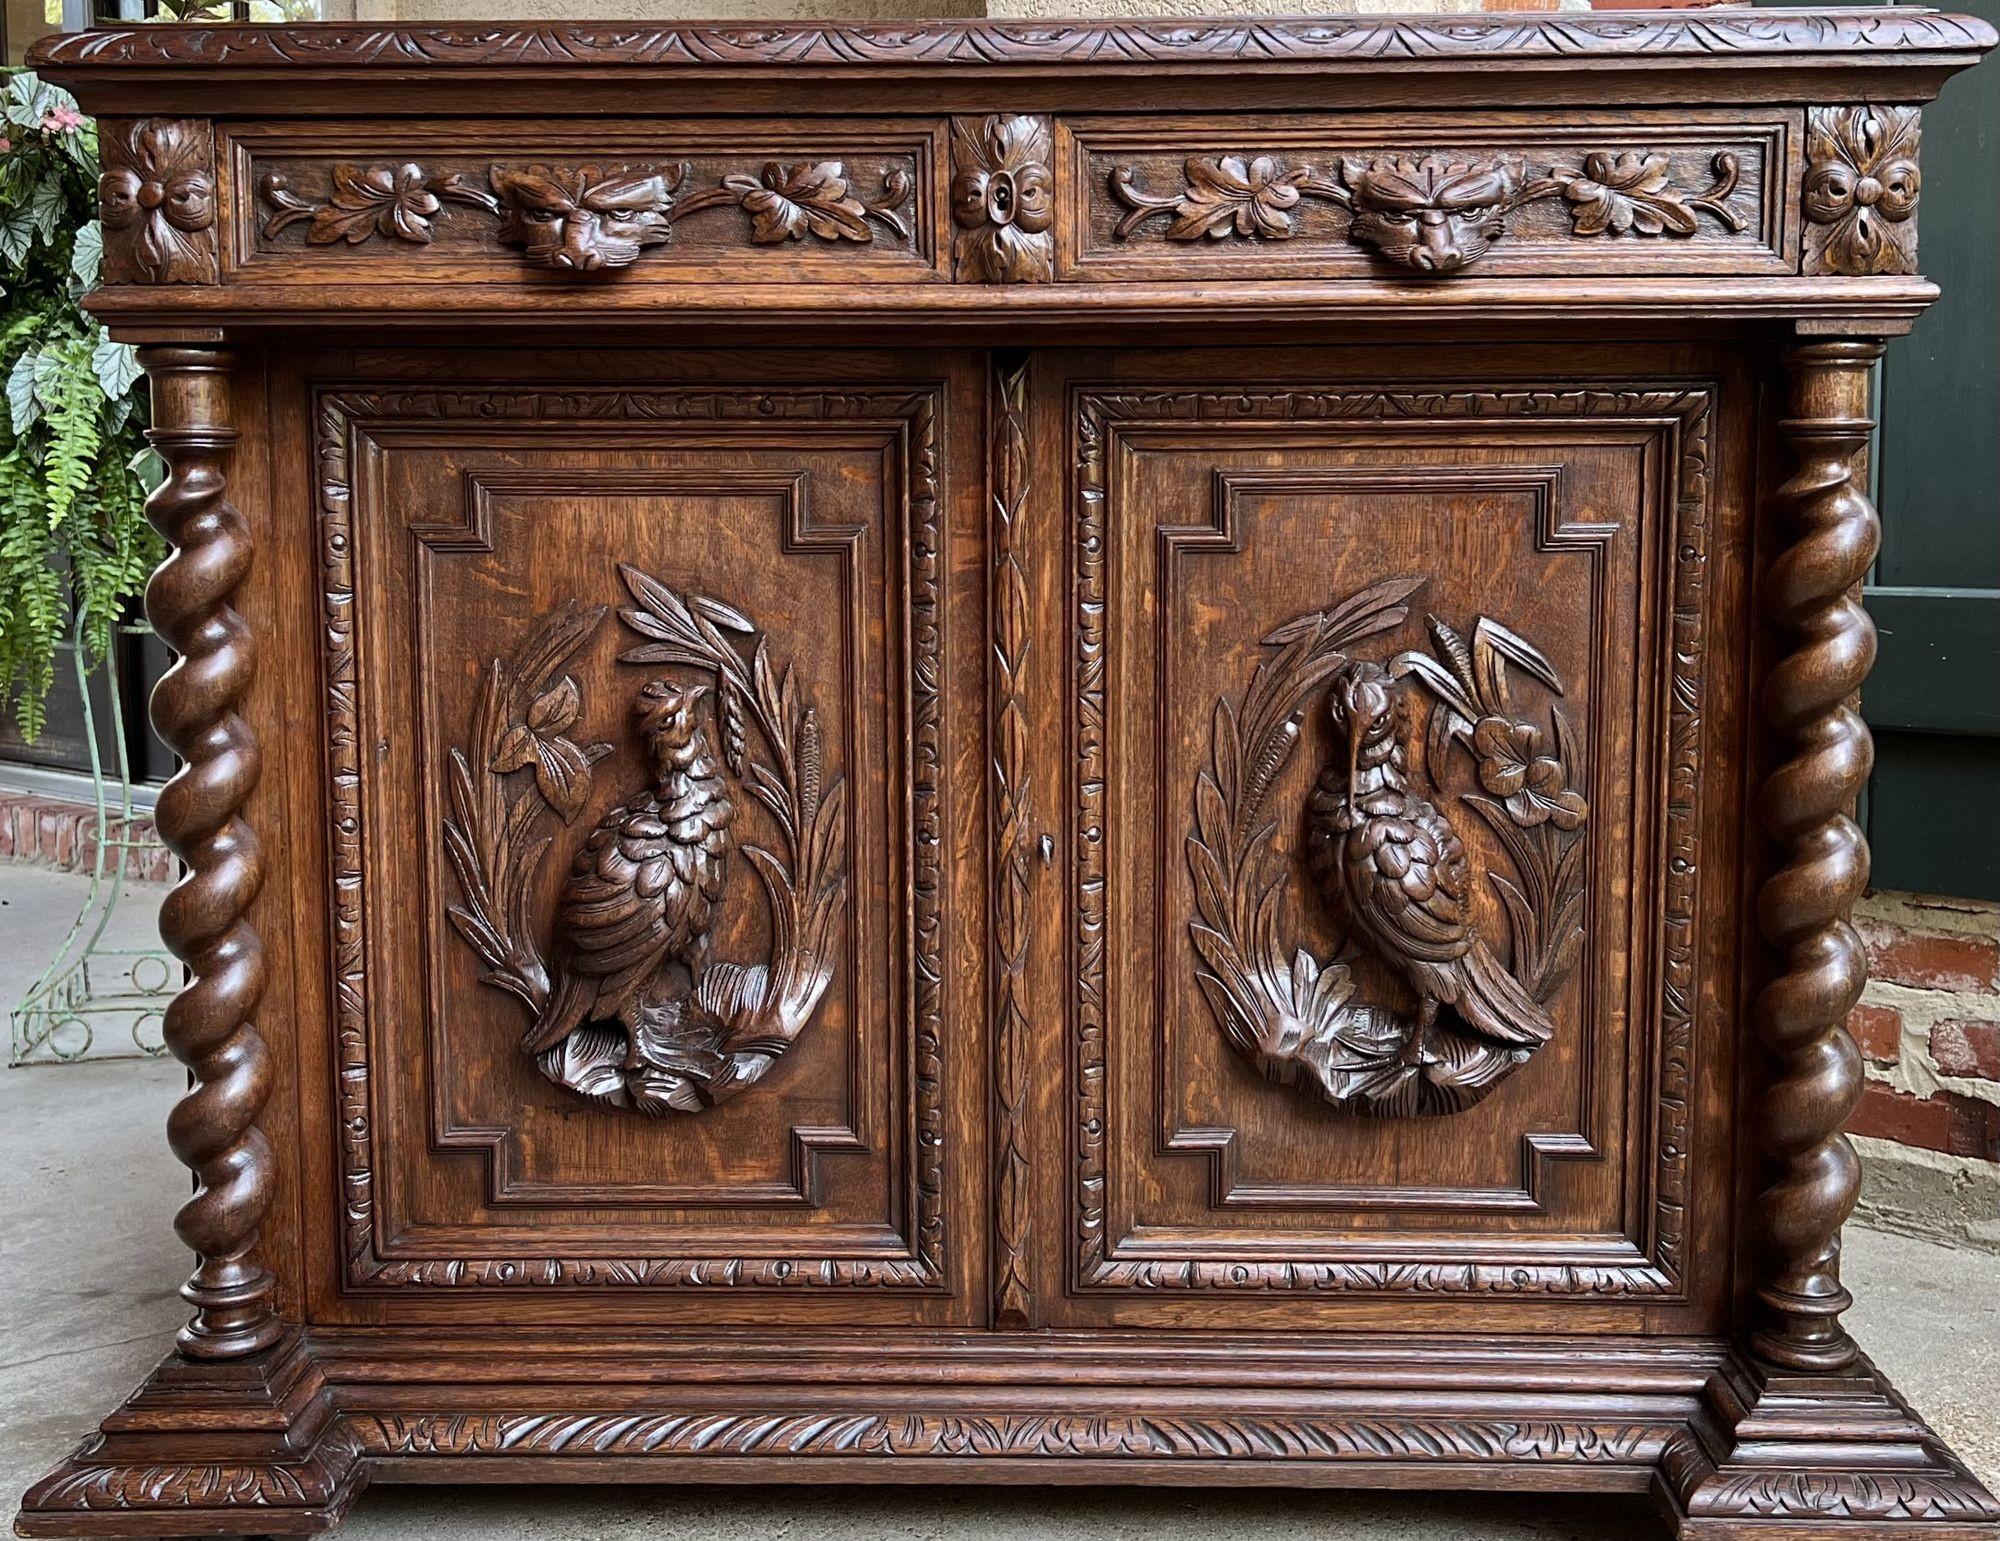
1660 1353 2000 1539
19 1332 1989 1536
13 1331 365 1538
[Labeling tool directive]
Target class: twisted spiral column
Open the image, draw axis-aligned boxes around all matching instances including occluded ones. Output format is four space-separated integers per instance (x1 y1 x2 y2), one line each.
139 346 281 1361
1750 339 1883 1372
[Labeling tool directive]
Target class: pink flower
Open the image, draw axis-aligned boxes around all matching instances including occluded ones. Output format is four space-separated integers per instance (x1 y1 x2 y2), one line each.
0 138 12 155
40 106 84 134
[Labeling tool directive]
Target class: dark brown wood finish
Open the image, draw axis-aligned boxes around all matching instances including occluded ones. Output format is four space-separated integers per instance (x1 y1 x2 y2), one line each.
17 14 2000 1541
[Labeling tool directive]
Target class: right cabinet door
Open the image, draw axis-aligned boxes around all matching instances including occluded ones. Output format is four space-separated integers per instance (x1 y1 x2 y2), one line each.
1020 346 1753 1335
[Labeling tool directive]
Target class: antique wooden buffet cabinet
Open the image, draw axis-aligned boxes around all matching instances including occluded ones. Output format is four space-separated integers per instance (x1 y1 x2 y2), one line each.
18 10 2000 1539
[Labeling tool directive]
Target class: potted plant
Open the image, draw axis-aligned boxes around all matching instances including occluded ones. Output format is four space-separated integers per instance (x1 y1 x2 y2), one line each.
0 69 159 743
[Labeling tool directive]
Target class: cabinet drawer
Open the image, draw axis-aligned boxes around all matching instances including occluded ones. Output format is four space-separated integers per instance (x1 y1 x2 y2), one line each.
1063 111 1794 280
230 120 945 284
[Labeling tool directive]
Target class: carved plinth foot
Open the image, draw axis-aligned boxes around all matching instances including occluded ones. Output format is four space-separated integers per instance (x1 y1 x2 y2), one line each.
13 1332 365 1539
1658 1350 2000 1539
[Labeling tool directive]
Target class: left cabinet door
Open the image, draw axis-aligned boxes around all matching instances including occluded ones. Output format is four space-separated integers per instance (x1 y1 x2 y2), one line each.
286 351 986 1327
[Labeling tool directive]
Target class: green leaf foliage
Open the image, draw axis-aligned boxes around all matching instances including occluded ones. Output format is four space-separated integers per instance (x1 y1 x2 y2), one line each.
0 70 158 740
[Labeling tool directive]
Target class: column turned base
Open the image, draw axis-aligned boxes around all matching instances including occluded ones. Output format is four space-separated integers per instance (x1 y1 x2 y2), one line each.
1659 1349 2000 1539
13 1331 364 1539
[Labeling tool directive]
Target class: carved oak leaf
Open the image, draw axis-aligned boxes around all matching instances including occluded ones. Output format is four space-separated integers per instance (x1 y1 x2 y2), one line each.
1172 155 1308 240
1803 105 1921 276
724 161 872 244
100 119 214 284
1553 150 1746 239
1558 152 1696 237
321 162 439 243
489 675 598 823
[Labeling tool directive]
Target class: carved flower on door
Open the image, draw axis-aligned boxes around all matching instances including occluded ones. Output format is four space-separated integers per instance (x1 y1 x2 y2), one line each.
1472 718 1587 831
100 119 214 284
1802 105 1921 276
950 114 1054 283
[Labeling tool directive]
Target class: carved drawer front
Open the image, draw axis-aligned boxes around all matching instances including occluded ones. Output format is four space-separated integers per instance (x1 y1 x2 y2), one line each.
233 121 942 282
1067 113 1790 279
1039 359 1738 1332
310 364 982 1322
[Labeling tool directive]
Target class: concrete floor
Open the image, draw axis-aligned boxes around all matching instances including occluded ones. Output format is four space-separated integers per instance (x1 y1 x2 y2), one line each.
3 866 1995 1540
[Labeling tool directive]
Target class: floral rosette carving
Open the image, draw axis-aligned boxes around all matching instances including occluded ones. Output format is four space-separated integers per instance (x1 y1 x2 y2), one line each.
442 574 847 1116
1803 104 1921 276
1187 578 1588 1117
950 114 1055 282
100 118 215 283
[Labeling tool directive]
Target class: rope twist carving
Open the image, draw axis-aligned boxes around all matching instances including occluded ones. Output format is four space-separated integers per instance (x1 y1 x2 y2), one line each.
140 345 281 1360
1751 339 1882 1372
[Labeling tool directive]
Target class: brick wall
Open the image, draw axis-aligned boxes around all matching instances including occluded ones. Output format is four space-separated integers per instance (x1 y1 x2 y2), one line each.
0 790 173 884
1845 891 2000 1248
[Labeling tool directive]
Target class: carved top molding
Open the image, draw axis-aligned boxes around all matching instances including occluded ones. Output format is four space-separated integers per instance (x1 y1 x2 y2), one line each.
31 12 1998 73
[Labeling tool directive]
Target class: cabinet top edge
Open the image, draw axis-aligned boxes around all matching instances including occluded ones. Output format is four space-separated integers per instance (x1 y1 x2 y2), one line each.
29 8 1998 79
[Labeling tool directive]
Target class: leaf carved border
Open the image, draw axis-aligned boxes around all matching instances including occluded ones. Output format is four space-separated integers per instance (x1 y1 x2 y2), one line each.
314 384 945 1290
37 12 1996 70
1070 383 1714 1297
350 1409 1674 1465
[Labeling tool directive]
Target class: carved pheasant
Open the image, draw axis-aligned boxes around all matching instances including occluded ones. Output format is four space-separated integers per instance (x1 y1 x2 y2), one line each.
1305 660 1552 1067
525 679 735 1071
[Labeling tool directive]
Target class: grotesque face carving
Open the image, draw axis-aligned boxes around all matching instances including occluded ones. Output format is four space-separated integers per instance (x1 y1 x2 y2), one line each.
490 164 674 271
1340 155 1525 274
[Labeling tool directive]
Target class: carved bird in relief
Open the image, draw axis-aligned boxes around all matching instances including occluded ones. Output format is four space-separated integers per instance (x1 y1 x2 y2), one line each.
525 679 735 1067
1305 660 1553 1066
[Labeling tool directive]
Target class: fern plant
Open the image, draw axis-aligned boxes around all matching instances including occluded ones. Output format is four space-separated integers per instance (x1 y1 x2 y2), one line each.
0 69 161 741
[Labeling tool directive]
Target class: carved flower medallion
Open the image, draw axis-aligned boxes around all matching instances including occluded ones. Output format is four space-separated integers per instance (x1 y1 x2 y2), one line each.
100 118 215 284
1803 104 1921 276
950 114 1055 283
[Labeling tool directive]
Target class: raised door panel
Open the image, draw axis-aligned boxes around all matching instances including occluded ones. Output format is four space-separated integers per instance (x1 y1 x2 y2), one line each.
301 357 984 1324
1028 349 1748 1333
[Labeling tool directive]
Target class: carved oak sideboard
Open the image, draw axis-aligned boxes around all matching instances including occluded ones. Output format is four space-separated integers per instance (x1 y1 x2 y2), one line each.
17 13 2000 1539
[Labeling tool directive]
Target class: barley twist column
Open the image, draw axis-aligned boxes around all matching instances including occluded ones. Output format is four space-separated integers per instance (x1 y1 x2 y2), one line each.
139 345 281 1360
1750 339 1883 1372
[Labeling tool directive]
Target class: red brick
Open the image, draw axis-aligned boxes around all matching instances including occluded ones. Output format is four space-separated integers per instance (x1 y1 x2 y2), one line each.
1849 1003 1902 1065
1849 1084 1954 1150
1857 918 2000 993
1931 1019 2000 1081
1848 1084 2000 1160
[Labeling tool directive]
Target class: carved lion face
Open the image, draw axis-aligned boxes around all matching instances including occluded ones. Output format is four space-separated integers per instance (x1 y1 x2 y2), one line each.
490 164 674 271
1341 155 1525 274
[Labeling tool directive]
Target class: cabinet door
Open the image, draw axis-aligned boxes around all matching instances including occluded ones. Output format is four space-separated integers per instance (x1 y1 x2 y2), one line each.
295 352 985 1326
1018 348 1748 1334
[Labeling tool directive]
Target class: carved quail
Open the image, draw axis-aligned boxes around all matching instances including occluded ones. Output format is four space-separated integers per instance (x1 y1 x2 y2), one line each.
525 679 735 1066
1305 661 1552 1065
